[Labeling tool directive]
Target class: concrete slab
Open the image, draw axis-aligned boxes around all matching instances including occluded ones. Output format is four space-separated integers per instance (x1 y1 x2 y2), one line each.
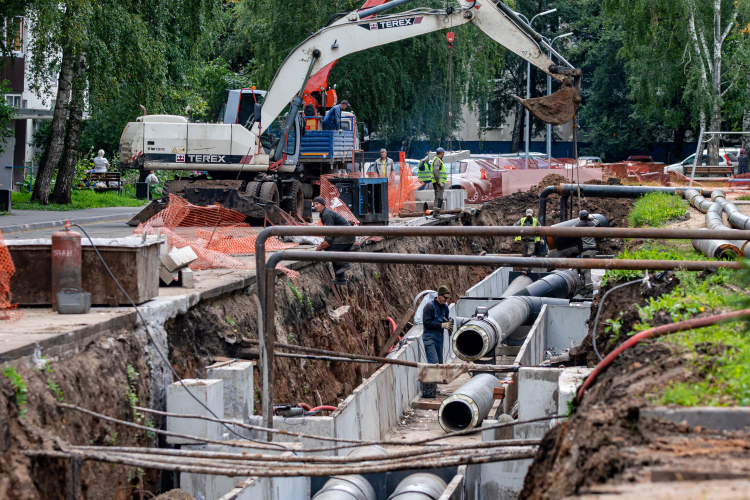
517 367 562 421
207 361 254 421
641 406 750 432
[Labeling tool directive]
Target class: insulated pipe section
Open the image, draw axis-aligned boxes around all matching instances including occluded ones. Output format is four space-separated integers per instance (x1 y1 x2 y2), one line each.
545 214 609 251
388 473 447 500
499 275 533 298
453 296 569 361
691 229 741 260
512 270 582 298
313 446 386 500
540 184 709 226
438 373 499 432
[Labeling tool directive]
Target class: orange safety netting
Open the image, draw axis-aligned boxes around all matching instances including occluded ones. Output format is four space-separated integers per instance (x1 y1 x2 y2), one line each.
0 230 21 321
388 161 420 215
133 195 299 279
319 175 362 225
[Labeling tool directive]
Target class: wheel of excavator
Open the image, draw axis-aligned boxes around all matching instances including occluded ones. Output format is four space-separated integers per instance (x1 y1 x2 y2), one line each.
259 181 280 225
280 180 304 219
246 181 262 197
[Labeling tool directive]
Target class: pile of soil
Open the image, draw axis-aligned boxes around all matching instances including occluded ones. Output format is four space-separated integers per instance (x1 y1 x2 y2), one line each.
474 173 635 255
574 273 680 365
520 268 750 500
519 341 750 500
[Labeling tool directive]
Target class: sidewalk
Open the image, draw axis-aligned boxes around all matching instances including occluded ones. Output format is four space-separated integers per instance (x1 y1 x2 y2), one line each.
0 206 145 234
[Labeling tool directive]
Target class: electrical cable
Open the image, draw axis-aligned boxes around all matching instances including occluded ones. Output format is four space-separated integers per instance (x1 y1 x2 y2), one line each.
72 224 285 449
591 274 650 361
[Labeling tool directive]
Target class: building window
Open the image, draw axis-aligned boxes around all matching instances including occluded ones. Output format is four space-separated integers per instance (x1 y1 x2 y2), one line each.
5 95 21 108
21 99 27 109
4 18 24 52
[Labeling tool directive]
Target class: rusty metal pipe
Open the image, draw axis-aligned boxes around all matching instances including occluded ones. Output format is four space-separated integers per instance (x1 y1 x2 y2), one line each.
539 184 710 226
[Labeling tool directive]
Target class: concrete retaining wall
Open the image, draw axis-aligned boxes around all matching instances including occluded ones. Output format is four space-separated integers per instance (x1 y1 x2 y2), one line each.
464 267 509 298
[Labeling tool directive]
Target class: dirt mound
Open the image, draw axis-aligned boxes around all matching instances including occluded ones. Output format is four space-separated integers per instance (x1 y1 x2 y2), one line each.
584 179 606 185
156 490 196 500
474 173 634 255
574 274 680 365
536 173 570 190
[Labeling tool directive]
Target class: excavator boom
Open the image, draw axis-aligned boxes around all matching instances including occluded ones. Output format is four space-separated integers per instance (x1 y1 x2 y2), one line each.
255 0 580 135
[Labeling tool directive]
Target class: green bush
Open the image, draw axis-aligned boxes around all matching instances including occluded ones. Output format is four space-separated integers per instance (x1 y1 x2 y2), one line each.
628 192 688 227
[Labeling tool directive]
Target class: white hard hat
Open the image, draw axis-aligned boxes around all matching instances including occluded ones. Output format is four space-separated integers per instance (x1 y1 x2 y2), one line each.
526 209 534 216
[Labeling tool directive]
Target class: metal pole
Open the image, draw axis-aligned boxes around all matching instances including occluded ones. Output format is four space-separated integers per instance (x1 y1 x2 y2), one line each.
525 61 530 169
690 127 704 187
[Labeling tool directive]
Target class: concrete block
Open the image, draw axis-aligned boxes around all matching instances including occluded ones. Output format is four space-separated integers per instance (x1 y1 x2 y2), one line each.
518 367 562 421
166 378 224 444
545 304 591 350
159 264 178 285
333 393 360 456
161 245 198 272
355 377 381 441
180 268 195 288
181 470 247 500
207 361 253 421
557 367 593 419
479 458 533 500
513 421 551 440
641 406 750 431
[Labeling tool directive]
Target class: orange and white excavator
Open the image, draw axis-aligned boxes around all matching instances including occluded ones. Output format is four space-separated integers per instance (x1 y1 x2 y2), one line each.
119 0 581 221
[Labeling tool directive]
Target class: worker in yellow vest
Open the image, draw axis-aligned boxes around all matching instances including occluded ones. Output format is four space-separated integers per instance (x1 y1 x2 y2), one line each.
431 148 447 217
514 209 540 274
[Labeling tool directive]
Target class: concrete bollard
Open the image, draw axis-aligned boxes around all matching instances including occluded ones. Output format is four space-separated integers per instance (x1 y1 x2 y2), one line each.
166 379 224 444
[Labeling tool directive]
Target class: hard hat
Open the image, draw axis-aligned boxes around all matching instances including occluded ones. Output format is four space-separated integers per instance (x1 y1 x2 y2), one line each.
436 147 445 153
526 209 534 216
579 210 590 220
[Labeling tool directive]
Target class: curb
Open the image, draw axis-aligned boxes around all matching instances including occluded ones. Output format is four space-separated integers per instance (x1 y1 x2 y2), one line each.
0 211 142 234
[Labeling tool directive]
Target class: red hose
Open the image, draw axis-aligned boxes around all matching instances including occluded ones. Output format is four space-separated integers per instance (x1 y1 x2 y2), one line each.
312 405 337 412
297 403 312 411
577 308 750 402
386 317 397 335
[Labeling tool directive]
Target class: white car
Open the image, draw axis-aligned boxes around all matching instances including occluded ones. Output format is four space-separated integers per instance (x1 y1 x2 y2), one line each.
665 150 738 175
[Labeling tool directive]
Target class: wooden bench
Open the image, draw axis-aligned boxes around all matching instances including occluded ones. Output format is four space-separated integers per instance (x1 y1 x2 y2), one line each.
86 172 122 194
687 166 734 177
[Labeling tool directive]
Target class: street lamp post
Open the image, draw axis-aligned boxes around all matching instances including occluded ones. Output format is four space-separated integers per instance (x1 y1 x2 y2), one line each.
523 8 556 169
546 32 573 162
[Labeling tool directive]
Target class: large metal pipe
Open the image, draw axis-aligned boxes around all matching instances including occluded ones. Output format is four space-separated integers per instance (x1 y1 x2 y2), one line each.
438 374 499 432
452 296 569 361
388 473 447 500
314 475 376 500
512 269 581 298
691 228 741 259
313 446 386 500
683 189 744 259
254 225 748 435
498 275 533 298
544 214 609 251
539 184 710 226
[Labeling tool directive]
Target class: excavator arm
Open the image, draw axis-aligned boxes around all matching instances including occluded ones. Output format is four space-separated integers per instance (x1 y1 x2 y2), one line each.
254 0 580 140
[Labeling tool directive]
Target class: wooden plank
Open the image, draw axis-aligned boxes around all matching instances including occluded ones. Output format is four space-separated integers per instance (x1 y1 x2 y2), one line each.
411 399 445 410
378 307 415 358
493 386 505 399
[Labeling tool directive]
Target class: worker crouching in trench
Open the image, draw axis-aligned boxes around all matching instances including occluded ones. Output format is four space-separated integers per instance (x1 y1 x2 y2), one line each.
420 285 454 398
313 197 355 285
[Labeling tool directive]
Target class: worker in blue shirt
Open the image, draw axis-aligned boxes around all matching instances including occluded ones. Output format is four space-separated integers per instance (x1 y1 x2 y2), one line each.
421 285 454 398
322 100 349 131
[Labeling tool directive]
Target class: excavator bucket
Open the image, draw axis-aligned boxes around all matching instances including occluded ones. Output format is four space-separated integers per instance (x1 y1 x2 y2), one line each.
513 78 581 126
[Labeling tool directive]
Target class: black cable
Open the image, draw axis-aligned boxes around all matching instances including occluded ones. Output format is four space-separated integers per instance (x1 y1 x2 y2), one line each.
591 275 650 361
73 224 285 448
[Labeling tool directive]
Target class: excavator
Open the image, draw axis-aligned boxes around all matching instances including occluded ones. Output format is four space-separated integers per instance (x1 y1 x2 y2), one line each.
119 0 581 224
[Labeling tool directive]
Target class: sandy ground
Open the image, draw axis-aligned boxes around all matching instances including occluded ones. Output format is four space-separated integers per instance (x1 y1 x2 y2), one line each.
667 203 750 230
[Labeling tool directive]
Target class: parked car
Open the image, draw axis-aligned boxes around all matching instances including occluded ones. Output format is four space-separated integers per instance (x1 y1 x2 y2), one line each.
579 156 602 164
665 149 739 175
